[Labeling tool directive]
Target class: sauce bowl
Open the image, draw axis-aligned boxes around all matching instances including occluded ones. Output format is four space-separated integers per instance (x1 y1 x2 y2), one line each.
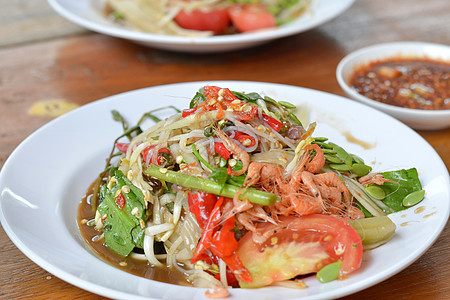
336 42 450 130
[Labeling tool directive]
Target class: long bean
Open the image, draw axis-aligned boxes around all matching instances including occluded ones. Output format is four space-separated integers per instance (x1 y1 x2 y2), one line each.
144 164 279 206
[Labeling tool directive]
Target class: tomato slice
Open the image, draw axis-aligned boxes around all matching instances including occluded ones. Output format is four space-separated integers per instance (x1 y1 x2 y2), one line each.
115 142 130 153
229 4 276 33
174 7 230 34
236 214 363 288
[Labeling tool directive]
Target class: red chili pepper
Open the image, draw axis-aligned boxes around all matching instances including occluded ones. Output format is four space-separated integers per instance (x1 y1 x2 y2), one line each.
262 113 283 132
214 268 239 287
233 131 256 147
191 196 253 283
227 166 234 176
196 253 215 265
210 216 251 283
191 197 224 264
214 142 231 160
188 192 218 230
116 193 126 209
115 142 130 153
182 107 197 117
210 216 238 258
221 252 253 283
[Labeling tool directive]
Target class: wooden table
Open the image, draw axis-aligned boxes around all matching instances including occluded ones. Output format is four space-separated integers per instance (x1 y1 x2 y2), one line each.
1 0 449 299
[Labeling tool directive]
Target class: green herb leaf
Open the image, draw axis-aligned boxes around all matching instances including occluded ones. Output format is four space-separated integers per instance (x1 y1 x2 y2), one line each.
190 92 206 108
232 91 263 104
379 168 423 212
227 174 246 186
208 167 229 187
231 160 244 172
97 170 146 256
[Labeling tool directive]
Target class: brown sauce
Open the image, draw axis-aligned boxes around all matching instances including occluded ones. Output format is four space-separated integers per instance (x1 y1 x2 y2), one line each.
414 206 426 214
424 212 437 218
342 131 376 150
77 182 191 286
349 57 450 110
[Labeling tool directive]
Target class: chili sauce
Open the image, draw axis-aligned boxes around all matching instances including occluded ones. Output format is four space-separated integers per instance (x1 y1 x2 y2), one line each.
349 57 450 110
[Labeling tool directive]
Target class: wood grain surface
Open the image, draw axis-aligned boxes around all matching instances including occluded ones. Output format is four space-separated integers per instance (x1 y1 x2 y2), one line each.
0 0 449 299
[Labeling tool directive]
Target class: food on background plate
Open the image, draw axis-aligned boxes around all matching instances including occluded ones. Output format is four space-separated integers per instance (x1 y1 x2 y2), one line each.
104 0 312 36
349 57 450 110
78 86 424 297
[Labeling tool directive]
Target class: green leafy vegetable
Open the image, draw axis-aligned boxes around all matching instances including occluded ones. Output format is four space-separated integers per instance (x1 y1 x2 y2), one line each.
231 159 244 173
97 169 146 256
209 167 229 187
379 168 422 212
189 92 206 108
232 91 262 106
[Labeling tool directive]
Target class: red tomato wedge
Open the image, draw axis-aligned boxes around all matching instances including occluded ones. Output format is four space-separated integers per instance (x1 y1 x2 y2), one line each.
236 214 363 288
115 142 130 153
229 4 276 33
174 7 230 34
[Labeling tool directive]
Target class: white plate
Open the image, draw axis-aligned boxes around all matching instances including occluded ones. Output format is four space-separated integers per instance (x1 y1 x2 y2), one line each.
0 81 448 299
47 0 354 53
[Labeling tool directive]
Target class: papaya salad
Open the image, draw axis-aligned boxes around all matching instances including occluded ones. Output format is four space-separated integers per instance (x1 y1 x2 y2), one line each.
104 0 312 36
78 85 425 297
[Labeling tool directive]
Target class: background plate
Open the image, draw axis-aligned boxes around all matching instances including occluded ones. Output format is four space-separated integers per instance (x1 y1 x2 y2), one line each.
0 81 448 299
47 0 354 52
